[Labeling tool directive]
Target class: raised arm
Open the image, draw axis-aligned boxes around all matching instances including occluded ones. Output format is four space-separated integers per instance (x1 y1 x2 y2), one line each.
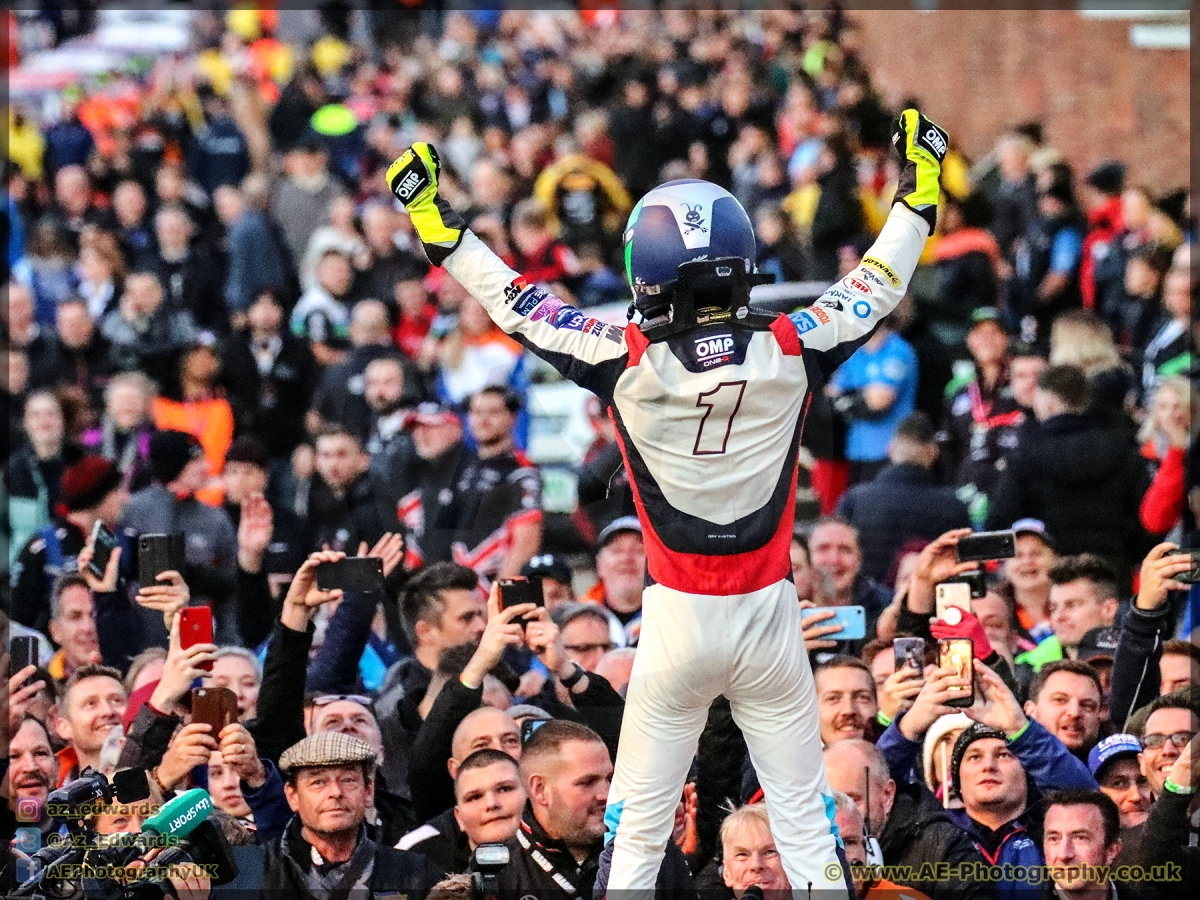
387 144 628 403
788 110 947 374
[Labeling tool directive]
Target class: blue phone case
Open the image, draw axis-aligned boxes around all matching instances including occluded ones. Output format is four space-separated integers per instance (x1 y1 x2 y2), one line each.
800 606 866 640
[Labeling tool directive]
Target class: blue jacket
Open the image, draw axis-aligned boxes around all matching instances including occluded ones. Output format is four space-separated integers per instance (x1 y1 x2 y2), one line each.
239 760 294 845
879 716 1096 900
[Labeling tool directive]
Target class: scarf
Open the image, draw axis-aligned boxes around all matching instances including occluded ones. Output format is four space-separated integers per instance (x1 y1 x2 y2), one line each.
279 818 376 900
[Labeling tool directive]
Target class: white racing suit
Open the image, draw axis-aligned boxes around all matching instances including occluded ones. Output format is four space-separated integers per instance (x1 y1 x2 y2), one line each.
440 205 931 898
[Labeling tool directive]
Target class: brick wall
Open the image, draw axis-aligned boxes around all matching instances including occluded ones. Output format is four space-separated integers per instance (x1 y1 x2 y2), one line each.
851 9 1190 192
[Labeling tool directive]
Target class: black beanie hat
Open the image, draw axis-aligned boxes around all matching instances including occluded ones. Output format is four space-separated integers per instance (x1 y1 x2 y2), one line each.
950 721 1009 798
149 430 204 485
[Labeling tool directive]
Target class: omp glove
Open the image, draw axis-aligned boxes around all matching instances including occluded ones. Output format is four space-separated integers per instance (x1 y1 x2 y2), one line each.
386 142 466 266
891 108 949 231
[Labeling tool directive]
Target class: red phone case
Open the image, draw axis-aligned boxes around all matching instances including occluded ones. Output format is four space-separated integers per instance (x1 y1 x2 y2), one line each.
179 607 214 671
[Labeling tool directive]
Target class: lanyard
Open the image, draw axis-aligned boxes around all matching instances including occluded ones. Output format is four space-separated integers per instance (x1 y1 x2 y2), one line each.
515 828 579 896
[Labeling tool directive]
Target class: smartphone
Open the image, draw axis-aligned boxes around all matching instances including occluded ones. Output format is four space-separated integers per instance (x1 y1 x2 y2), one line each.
9 636 38 677
800 605 866 641
138 533 185 584
190 686 238 734
893 637 927 672
88 521 118 579
1175 550 1200 584
179 606 214 672
520 717 548 745
111 768 151 804
956 530 1016 563
935 582 973 620
497 576 544 611
939 638 975 708
314 557 385 593
959 568 988 599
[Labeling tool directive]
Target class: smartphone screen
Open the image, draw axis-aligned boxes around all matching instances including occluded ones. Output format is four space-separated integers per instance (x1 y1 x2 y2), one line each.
179 607 214 671
893 637 926 672
939 638 975 708
89 521 118 579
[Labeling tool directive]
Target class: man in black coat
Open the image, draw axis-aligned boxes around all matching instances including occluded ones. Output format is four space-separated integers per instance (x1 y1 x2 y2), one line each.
986 364 1151 587
262 732 443 900
221 289 318 465
837 411 971 583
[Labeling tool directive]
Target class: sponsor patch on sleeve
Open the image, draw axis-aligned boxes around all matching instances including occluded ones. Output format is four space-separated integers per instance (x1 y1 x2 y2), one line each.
793 311 818 334
861 256 901 287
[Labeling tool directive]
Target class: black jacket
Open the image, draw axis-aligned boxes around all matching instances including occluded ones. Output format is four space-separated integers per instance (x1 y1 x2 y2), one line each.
398 807 472 875
1114 787 1198 900
221 330 319 459
261 817 443 900
837 463 971 584
986 413 1151 583
878 781 996 900
492 806 603 900
1109 601 1173 731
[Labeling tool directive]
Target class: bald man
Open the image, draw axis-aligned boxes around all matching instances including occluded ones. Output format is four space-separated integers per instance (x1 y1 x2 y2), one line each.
397 709 524 872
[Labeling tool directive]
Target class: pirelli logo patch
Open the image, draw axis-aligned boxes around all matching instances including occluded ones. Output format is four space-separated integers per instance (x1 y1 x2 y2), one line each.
861 256 900 287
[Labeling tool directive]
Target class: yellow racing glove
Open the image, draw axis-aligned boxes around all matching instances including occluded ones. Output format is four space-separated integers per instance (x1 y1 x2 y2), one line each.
891 108 949 231
386 142 466 266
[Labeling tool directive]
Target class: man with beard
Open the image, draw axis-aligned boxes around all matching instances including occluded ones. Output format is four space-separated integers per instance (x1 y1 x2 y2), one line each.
363 356 418 492
1023 660 1104 761
7 716 60 825
815 657 879 746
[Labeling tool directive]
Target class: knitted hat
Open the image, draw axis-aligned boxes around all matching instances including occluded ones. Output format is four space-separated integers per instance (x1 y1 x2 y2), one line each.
61 456 123 512
921 712 973 794
149 430 204 484
950 721 1008 798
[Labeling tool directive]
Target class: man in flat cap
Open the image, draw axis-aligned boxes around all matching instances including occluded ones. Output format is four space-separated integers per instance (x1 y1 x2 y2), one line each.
263 732 444 899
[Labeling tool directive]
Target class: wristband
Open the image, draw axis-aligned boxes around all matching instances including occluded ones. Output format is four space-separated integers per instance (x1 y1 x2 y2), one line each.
149 767 171 795
1006 721 1030 743
560 663 586 690
876 710 893 727
1164 777 1197 796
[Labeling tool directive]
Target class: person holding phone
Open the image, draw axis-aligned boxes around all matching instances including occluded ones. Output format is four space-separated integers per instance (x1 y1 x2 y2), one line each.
11 455 129 637
873 661 1099 900
388 109 948 895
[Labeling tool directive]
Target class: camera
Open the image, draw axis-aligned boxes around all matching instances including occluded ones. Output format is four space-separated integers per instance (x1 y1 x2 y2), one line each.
472 843 510 900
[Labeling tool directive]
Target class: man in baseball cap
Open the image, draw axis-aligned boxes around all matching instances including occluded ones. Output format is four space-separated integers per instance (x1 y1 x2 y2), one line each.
521 552 575 610
266 732 443 897
1087 733 1151 830
579 516 645 647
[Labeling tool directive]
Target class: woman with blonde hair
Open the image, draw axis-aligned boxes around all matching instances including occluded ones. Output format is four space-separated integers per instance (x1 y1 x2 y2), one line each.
1137 376 1193 471
1049 309 1135 434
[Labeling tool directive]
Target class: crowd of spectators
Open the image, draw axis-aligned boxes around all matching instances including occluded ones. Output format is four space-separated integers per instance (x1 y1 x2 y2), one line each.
3 5 1196 900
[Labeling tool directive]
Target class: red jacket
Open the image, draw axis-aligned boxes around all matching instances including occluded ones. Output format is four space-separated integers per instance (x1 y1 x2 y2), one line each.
1080 197 1123 310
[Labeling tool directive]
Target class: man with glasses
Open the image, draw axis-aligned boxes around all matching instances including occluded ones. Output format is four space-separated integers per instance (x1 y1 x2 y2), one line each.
1137 697 1199 800
550 603 617 673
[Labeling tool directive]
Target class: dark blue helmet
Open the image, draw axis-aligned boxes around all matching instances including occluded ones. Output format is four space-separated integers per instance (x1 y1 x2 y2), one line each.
623 179 770 339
